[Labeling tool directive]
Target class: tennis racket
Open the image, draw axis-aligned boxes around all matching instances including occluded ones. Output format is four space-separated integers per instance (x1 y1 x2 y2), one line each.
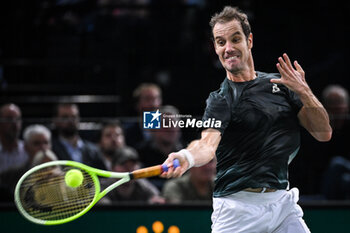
14 159 179 225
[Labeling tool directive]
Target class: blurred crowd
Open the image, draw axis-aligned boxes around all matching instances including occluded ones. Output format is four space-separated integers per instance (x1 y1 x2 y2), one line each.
0 83 217 205
1 82 349 205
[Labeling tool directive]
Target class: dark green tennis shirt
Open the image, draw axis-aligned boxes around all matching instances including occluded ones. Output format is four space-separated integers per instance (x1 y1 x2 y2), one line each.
202 71 303 197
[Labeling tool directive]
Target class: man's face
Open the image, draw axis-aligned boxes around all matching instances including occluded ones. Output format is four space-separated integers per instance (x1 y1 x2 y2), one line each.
325 92 349 129
100 126 125 155
54 105 80 138
213 20 253 75
112 160 139 188
137 88 162 113
25 133 51 158
113 160 138 173
0 105 22 142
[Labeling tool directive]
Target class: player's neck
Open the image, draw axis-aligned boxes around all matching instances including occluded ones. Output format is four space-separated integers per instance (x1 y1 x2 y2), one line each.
227 54 256 82
227 69 256 82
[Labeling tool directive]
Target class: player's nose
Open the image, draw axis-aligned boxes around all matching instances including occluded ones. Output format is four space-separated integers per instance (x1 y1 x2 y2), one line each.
225 41 235 53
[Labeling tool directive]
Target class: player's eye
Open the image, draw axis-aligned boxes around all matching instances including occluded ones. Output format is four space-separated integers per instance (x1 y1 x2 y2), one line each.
216 40 225 46
232 37 241 43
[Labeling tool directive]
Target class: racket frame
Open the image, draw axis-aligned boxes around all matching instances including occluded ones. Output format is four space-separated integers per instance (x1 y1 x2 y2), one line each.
15 160 132 225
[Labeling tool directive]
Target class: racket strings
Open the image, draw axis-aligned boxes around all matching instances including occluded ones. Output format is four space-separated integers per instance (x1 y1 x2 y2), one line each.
19 165 96 221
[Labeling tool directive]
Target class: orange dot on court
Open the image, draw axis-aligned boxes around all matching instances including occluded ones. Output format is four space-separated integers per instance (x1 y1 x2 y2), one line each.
136 226 148 233
168 225 180 233
152 221 164 233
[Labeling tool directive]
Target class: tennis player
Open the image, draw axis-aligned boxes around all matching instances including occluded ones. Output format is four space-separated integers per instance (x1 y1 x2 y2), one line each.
162 6 332 233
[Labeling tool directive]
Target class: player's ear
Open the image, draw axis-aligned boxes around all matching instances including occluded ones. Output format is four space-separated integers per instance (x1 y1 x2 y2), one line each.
248 33 253 49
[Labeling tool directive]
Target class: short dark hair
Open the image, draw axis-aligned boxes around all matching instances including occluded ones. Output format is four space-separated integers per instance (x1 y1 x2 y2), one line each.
132 83 162 103
209 6 251 40
112 147 139 166
99 119 123 140
322 85 349 107
53 103 79 117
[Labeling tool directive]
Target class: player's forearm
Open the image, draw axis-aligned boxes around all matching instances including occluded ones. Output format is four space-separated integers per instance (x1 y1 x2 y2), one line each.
298 88 332 141
189 129 221 167
187 140 216 167
162 129 221 178
181 129 221 168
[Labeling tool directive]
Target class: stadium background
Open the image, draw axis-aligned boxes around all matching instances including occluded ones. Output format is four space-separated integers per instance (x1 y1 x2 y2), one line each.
1 0 348 118
1 0 350 232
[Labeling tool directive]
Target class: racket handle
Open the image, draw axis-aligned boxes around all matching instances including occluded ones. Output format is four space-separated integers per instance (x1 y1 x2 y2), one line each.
131 165 162 179
131 159 180 179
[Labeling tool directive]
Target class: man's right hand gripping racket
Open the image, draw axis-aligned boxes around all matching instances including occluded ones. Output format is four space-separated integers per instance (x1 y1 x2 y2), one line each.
14 159 180 225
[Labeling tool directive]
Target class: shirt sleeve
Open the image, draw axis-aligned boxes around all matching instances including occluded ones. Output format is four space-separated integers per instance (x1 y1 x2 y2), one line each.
202 91 231 134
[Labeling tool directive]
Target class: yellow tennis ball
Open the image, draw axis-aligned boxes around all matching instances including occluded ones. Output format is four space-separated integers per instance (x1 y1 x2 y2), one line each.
65 169 84 188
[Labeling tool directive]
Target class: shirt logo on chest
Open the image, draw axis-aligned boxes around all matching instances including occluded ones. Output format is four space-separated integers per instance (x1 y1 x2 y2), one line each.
272 83 280 93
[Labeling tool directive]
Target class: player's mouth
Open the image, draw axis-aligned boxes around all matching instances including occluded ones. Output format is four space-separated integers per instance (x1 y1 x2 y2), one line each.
224 54 240 65
226 55 239 61
224 52 240 62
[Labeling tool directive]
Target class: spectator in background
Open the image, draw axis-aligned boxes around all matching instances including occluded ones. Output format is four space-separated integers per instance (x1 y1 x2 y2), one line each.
322 84 349 131
322 84 350 160
52 103 105 169
98 120 126 170
124 83 162 150
162 158 216 204
23 124 57 168
138 105 184 190
104 147 165 204
97 0 150 18
0 103 28 202
321 85 350 199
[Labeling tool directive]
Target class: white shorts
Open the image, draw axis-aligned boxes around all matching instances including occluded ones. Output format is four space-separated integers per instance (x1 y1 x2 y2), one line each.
211 188 311 233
